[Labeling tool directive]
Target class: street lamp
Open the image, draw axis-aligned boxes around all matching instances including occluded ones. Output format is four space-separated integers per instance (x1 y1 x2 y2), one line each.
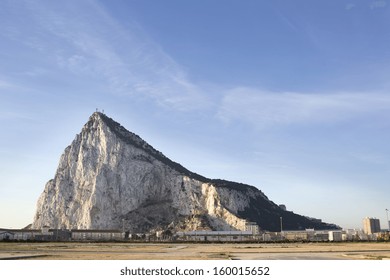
279 216 284 240
386 209 389 231
280 216 283 232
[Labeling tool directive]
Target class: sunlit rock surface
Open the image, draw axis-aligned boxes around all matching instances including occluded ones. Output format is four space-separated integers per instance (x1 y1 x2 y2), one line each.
32 112 338 232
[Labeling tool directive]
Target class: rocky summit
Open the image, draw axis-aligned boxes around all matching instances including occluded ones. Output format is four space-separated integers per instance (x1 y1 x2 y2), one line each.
32 112 338 232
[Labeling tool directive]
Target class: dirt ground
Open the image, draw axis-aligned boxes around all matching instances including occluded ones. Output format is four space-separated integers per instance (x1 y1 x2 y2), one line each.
1 242 390 260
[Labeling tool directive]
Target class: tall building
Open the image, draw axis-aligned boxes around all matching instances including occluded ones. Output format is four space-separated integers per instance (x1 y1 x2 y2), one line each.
363 217 381 234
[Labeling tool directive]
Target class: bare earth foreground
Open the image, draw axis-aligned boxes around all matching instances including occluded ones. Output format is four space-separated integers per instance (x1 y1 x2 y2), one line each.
1 242 390 260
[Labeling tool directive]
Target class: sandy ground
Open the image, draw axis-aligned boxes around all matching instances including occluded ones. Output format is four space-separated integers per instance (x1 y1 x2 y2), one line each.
1 242 390 260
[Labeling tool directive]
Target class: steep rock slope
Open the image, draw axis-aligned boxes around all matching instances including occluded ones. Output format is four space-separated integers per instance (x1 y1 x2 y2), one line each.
32 113 338 232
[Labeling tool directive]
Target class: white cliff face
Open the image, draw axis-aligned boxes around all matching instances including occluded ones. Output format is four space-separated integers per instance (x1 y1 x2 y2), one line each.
33 112 339 232
32 113 254 231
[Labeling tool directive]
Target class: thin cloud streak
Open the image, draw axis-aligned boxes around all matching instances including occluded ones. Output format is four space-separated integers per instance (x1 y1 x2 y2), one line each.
0 79 14 89
370 1 387 9
5 0 210 111
4 1 390 125
217 87 390 128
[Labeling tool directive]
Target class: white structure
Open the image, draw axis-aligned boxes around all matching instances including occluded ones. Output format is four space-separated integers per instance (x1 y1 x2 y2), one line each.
342 229 360 241
363 217 381 234
328 231 342 241
71 230 125 241
176 230 254 241
245 221 260 235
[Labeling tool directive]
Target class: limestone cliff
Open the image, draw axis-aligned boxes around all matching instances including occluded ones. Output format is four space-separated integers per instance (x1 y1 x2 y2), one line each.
32 112 338 232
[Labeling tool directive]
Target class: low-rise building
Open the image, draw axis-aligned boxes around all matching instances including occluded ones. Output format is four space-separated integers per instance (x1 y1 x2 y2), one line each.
328 231 342 241
176 230 254 241
245 221 260 235
0 228 42 240
281 229 332 242
0 231 14 240
283 231 309 241
71 229 125 241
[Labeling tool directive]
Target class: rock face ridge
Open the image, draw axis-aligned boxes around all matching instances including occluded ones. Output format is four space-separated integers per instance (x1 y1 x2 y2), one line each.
32 112 338 232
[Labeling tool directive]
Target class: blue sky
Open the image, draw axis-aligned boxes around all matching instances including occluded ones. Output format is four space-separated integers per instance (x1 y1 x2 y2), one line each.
1 0 389 230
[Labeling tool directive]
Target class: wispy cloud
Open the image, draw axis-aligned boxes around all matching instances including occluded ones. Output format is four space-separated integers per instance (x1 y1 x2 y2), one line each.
4 0 390 120
3 0 209 111
345 3 356 11
0 79 13 89
370 0 387 9
348 151 386 165
217 87 390 129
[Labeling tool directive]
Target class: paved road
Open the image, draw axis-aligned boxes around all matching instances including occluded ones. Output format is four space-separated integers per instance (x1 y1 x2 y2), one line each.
231 252 347 260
